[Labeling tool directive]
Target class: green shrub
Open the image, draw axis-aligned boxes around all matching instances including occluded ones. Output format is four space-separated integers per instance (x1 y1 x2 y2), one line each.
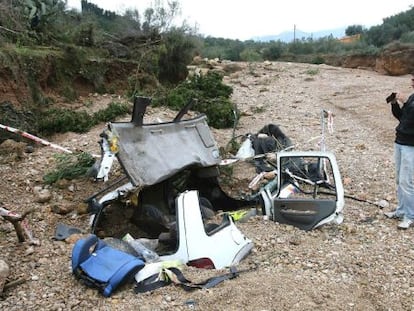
400 31 414 44
262 43 284 60
43 152 95 184
61 85 78 102
38 109 92 134
38 101 131 135
157 28 196 84
240 48 262 62
311 56 325 64
93 102 131 122
196 98 235 129
305 68 319 75
158 71 235 128
127 71 160 99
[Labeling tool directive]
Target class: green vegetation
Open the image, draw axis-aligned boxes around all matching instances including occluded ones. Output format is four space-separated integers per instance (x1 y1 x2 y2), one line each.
38 102 131 135
305 68 319 76
43 151 96 184
2 1 414 62
156 71 235 128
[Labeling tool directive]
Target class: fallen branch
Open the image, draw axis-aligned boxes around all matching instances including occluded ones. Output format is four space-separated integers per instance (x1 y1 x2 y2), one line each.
3 278 27 291
0 207 39 245
0 25 19 35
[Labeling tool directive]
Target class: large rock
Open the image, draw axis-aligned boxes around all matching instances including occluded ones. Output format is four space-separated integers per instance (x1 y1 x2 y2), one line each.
0 259 9 294
376 47 414 76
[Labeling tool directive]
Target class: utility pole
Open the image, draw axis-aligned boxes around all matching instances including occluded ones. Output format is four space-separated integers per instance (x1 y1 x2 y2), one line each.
293 24 296 42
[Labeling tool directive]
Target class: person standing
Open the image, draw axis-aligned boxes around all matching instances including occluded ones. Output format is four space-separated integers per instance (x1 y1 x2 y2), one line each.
384 73 414 229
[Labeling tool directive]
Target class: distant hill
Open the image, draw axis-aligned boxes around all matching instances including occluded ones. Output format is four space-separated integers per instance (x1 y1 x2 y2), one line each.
252 27 346 42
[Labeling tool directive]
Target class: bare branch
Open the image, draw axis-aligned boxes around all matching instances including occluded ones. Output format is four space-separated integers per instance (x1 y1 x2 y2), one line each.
0 25 19 34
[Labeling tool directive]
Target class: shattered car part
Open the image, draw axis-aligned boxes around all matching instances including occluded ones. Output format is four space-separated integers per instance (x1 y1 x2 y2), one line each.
113 115 220 187
108 101 221 188
87 96 344 275
87 97 255 269
54 223 82 241
159 190 253 269
260 151 344 230
95 131 117 181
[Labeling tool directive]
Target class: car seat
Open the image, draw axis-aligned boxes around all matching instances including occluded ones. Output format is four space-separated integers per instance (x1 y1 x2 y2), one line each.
71 234 145 297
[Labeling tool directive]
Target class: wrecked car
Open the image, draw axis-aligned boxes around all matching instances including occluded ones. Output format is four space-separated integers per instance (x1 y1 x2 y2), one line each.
87 97 255 269
86 96 344 269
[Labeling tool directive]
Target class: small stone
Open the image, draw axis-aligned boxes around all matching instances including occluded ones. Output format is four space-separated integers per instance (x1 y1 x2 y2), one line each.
0 260 10 294
50 203 74 215
35 189 52 203
25 145 35 153
76 203 89 215
289 238 301 245
25 246 35 255
377 199 389 209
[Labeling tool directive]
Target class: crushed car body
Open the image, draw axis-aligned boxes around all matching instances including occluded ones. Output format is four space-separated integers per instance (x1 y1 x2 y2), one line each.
87 97 255 269
86 96 345 270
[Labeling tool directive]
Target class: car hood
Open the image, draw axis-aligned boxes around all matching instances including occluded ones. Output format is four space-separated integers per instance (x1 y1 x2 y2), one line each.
109 114 221 187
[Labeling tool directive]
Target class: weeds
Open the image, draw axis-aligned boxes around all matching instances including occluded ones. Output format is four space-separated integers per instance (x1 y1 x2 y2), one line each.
93 102 131 123
251 106 266 113
38 102 131 135
305 68 320 75
43 152 95 184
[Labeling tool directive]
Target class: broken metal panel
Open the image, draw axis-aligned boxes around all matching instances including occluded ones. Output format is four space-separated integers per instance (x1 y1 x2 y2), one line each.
270 151 344 230
95 137 116 181
109 114 221 187
159 190 253 269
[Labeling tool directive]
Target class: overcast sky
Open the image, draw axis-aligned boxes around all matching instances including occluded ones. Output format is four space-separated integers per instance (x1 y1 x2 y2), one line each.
66 0 414 40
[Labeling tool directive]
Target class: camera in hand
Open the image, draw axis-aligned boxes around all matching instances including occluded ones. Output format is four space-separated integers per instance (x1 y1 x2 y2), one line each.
386 92 397 103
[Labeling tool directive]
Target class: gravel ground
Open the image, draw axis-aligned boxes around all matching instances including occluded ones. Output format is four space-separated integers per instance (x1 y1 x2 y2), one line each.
1 61 414 310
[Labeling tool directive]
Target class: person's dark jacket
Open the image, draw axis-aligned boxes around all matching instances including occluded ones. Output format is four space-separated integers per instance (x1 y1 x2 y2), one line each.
392 93 414 146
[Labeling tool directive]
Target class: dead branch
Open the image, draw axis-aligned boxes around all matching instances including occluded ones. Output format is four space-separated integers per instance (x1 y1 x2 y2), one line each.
0 25 19 35
0 207 35 243
3 278 27 291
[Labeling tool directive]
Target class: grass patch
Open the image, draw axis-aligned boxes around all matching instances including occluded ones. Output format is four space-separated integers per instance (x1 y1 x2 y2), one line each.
38 101 131 135
305 68 320 75
2 45 62 58
43 152 95 184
